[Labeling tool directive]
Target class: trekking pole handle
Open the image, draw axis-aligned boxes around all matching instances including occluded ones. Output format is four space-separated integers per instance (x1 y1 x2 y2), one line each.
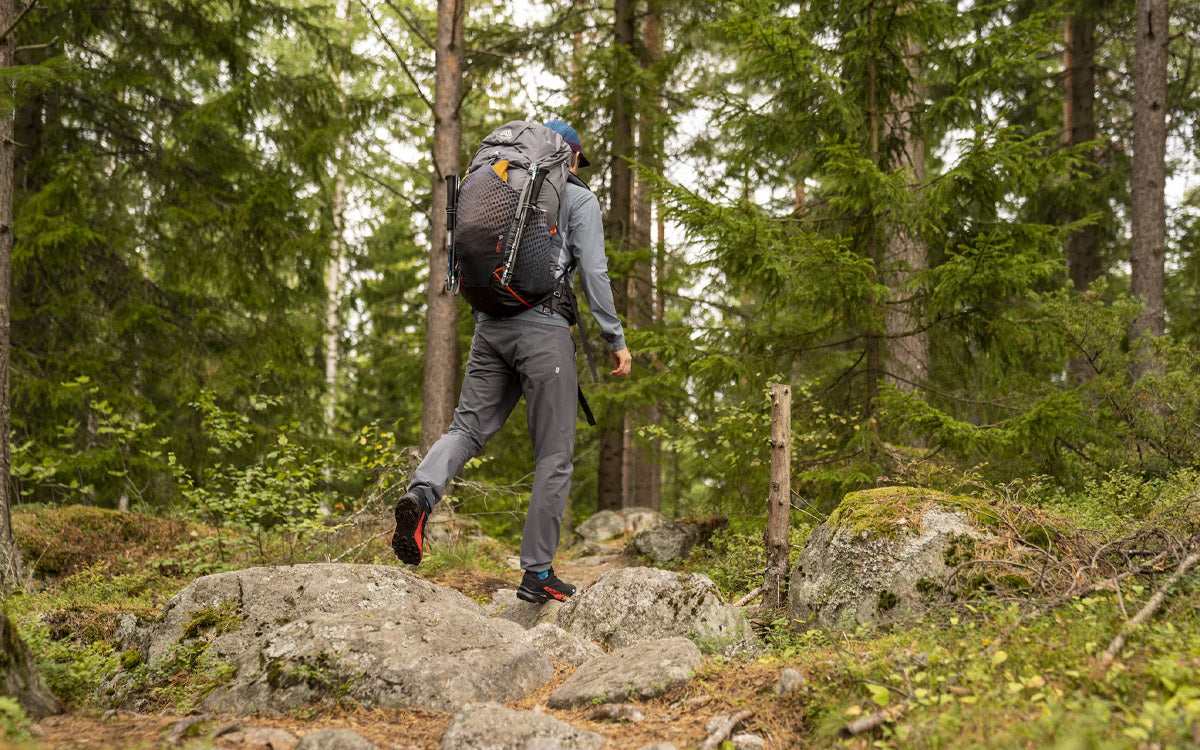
444 174 460 293
500 166 539 286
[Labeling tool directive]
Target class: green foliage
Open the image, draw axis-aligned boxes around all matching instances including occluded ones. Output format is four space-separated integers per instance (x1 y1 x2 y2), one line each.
0 698 32 744
170 392 336 538
15 617 120 708
116 642 238 714
418 538 512 578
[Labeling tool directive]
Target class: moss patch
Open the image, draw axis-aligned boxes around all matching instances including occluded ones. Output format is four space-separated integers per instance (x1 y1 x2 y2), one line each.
825 487 992 539
12 505 197 577
181 602 244 640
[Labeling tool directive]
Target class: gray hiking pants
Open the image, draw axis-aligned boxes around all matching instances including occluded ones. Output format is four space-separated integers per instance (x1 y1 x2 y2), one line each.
408 320 577 572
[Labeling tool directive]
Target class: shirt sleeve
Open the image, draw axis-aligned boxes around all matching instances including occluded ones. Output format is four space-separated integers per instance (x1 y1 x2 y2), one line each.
568 188 627 352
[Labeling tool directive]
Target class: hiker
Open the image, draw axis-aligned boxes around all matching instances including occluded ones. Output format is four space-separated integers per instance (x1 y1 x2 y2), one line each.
392 120 632 603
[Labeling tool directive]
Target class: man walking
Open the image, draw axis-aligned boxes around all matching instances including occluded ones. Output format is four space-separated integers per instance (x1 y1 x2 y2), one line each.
392 120 632 603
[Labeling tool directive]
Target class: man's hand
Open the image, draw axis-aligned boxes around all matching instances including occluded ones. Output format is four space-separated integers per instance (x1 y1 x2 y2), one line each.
610 347 632 377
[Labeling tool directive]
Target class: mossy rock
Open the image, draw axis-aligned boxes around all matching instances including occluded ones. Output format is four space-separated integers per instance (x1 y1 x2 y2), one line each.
825 487 998 540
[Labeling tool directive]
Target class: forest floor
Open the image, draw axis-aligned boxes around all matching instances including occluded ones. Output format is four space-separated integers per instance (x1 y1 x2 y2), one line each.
5 504 1200 749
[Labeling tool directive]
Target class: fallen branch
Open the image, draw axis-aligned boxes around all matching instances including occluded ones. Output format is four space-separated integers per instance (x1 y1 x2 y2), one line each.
698 709 753 750
840 704 907 737
1102 548 1200 666
734 587 763 607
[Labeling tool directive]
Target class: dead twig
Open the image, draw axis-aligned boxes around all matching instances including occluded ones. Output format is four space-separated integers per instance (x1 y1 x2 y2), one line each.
733 587 763 607
1102 547 1200 666
840 704 908 737
698 709 753 750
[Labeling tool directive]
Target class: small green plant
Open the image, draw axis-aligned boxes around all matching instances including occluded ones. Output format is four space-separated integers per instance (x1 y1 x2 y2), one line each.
117 641 237 713
419 538 511 577
0 698 31 743
17 616 121 707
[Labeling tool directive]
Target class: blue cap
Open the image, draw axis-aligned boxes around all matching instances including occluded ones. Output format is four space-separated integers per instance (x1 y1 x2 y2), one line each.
544 120 591 167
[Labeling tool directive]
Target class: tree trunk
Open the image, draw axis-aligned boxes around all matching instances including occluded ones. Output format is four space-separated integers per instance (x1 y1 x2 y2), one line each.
883 37 928 393
0 0 20 590
1130 0 1168 379
597 0 637 511
627 0 662 510
863 28 882 412
1 610 62 718
421 0 465 451
762 384 791 611
1063 7 1101 292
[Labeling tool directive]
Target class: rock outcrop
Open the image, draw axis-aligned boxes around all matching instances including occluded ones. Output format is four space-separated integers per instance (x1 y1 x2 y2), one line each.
440 702 605 750
575 511 626 542
788 486 1002 629
130 564 553 713
547 637 703 708
632 522 700 564
556 567 757 655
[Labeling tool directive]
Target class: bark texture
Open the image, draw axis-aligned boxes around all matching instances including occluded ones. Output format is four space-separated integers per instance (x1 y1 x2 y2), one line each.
762 385 792 611
883 37 928 393
1063 7 1101 292
628 0 662 510
420 0 465 452
1 610 62 718
0 0 20 590
597 0 637 511
1130 0 1168 378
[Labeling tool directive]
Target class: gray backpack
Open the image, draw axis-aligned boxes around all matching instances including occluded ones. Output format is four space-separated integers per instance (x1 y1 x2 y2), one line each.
446 121 572 317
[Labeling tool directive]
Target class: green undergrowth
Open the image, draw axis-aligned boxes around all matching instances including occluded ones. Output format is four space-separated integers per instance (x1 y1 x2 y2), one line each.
742 582 1200 748
417 537 512 578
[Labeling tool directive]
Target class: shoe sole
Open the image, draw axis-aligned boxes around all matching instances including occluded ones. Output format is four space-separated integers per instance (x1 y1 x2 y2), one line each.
517 584 573 603
391 496 425 565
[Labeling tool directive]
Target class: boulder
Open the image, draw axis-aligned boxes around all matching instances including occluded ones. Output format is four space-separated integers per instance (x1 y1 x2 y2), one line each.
524 623 604 667
576 510 626 542
425 504 484 548
547 637 702 708
788 487 1000 629
296 729 378 750
622 508 667 535
440 702 605 750
482 589 562 629
632 522 700 564
129 564 552 713
556 567 757 655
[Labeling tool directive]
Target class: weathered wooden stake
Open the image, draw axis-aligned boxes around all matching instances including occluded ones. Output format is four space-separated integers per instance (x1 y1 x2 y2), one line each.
762 384 792 611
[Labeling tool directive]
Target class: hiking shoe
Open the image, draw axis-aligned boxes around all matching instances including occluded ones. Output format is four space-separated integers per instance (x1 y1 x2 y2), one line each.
517 568 576 603
391 492 429 565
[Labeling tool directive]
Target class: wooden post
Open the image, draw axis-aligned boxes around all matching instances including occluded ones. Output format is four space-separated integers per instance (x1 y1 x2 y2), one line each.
762 384 792 610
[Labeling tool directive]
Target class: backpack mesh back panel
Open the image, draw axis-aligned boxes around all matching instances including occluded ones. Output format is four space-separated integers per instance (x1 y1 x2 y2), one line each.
457 166 557 317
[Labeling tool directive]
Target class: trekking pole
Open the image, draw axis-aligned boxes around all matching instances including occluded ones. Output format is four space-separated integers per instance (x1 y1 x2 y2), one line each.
444 174 460 293
500 166 548 287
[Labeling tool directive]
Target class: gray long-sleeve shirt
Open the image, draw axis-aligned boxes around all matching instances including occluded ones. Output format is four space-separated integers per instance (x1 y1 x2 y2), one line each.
477 179 627 352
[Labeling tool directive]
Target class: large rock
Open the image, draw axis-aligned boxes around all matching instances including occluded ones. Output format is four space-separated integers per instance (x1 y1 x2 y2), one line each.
632 522 700 564
440 702 605 750
482 589 562 629
131 564 553 713
622 508 667 535
575 510 626 542
788 487 999 629
547 637 702 708
296 728 378 750
525 623 604 667
556 567 757 655
425 503 484 548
